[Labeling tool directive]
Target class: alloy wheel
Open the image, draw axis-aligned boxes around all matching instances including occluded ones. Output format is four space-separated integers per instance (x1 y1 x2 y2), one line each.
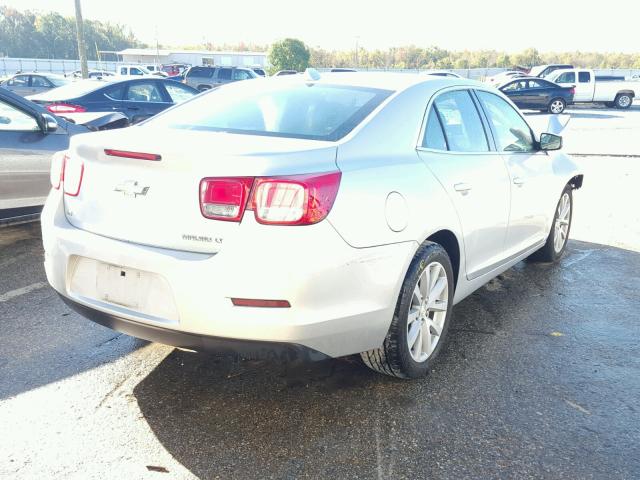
554 192 571 253
550 100 565 114
407 261 449 362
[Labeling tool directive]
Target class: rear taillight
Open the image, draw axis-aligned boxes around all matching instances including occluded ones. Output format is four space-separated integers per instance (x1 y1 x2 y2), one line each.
569 87 576 95
199 177 254 221
50 151 67 189
62 155 84 197
104 149 161 161
250 172 342 225
198 171 342 226
46 103 87 114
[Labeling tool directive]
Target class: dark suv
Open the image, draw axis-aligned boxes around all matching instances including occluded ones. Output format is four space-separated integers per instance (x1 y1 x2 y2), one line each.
184 66 258 91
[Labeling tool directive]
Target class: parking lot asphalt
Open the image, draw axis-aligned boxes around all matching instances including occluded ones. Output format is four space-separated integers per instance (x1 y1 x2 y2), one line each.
1 138 640 477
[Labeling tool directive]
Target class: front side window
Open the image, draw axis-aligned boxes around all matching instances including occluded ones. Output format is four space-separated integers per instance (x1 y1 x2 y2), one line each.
233 69 253 81
0 99 39 131
30 76 51 88
502 80 527 92
421 106 447 150
555 72 575 83
149 82 393 141
432 90 489 152
130 68 144 76
126 83 165 102
476 91 536 153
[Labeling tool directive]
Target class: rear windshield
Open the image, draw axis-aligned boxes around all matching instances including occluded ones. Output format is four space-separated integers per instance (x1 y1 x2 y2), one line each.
149 81 393 141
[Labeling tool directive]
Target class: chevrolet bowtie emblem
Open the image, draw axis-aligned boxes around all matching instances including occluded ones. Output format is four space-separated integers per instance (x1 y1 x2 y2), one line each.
114 180 150 197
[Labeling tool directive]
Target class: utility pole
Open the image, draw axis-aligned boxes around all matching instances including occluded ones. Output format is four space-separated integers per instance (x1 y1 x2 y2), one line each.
74 0 88 78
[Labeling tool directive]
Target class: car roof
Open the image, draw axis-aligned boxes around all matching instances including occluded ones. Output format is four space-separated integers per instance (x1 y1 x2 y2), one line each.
280 71 477 92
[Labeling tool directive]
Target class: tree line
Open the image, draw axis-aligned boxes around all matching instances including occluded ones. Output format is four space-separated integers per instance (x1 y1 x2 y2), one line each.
0 6 143 60
1 5 639 70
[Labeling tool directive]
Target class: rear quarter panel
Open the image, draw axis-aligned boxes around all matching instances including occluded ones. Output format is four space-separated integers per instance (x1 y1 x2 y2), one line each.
329 82 464 250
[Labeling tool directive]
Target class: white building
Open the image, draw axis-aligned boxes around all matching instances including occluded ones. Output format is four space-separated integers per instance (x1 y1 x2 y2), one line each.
104 48 268 68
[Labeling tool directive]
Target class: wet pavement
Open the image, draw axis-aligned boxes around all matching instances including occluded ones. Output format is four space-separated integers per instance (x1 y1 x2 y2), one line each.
1 156 639 479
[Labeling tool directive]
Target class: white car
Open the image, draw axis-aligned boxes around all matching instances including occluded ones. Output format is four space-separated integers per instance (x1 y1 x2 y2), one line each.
485 70 526 85
41 72 583 378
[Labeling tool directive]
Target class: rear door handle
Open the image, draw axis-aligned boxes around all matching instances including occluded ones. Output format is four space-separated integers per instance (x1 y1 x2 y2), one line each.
513 177 525 186
454 183 472 193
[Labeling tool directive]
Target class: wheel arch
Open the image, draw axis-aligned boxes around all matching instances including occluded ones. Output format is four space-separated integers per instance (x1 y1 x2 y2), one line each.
616 90 635 98
425 229 461 289
569 174 584 190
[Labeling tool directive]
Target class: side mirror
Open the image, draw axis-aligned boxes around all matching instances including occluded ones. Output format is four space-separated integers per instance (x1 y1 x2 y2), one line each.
539 132 562 151
0 116 11 125
41 113 58 133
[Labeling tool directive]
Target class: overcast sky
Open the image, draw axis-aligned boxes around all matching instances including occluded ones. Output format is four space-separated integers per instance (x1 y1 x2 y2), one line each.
4 0 640 52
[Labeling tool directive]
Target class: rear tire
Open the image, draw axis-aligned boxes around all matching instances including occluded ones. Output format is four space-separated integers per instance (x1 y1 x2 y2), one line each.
548 98 566 114
529 185 573 263
197 85 211 92
360 242 454 379
614 93 633 109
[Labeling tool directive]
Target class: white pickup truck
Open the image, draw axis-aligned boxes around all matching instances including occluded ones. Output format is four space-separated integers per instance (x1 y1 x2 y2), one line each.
547 68 639 108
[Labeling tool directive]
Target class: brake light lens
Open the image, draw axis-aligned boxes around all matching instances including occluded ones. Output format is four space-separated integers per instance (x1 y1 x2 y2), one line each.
50 151 68 189
250 172 342 225
569 87 576 95
46 103 87 114
199 177 254 221
62 155 84 197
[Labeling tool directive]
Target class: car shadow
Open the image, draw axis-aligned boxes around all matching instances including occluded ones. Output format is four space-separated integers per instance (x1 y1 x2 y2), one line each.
133 240 640 479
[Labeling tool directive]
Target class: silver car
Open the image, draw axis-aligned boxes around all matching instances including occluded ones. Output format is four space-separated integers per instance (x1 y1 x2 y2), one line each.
183 66 258 91
42 72 582 379
1 73 70 97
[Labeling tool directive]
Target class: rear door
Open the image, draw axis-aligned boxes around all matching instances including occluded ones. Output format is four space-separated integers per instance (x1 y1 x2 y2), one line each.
0 96 70 211
215 68 233 87
575 71 594 101
29 75 53 96
416 89 511 280
122 81 171 123
475 90 552 256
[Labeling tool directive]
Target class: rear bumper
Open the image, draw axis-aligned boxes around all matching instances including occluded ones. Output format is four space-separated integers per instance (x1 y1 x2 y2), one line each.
60 294 328 361
42 190 417 358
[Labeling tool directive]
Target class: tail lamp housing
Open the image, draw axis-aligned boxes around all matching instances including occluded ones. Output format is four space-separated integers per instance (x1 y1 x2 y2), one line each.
199 171 341 226
50 151 84 196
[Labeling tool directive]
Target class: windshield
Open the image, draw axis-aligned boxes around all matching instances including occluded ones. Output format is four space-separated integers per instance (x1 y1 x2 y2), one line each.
149 80 393 141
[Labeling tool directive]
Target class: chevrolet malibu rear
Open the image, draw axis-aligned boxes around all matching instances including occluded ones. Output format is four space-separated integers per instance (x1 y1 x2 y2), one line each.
42 72 582 378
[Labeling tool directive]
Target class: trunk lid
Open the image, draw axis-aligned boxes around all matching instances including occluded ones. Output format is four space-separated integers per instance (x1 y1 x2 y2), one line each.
63 126 338 253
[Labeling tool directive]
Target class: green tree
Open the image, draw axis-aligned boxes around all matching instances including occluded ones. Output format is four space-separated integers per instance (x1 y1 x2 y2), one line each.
268 38 310 73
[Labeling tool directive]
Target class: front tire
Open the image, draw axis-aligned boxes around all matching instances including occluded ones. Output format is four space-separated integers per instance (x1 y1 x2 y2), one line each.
529 185 573 262
361 242 454 379
548 98 566 114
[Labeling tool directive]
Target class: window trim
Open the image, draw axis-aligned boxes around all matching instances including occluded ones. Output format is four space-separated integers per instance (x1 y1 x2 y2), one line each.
416 87 495 155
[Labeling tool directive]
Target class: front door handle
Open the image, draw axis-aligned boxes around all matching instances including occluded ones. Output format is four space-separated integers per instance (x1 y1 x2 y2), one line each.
127 106 140 111
513 177 525 186
454 182 472 193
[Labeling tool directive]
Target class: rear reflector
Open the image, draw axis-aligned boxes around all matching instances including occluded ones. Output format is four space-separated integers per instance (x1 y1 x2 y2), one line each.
50 151 68 189
62 155 84 197
231 298 291 308
200 177 254 222
104 149 161 161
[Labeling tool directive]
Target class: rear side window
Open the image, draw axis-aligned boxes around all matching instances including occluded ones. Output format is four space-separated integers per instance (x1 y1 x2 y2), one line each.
476 91 535 153
104 84 125 100
149 82 393 141
421 107 447 150
578 72 591 83
233 69 253 80
31 76 51 87
433 90 489 152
